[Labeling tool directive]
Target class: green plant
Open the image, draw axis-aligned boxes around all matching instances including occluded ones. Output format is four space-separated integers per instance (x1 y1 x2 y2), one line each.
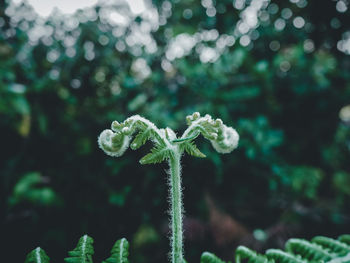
25 234 350 263
98 112 239 263
25 235 130 263
25 247 50 263
4 1 350 260
64 235 94 263
214 235 350 263
102 238 129 263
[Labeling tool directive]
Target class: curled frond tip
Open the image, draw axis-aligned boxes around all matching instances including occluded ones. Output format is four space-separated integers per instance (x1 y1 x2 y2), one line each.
184 112 239 154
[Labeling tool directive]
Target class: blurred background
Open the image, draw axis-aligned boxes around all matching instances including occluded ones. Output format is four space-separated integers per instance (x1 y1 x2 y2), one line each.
1 0 350 262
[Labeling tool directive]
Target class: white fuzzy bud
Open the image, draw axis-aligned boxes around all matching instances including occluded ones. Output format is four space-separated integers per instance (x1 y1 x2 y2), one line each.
186 116 192 125
210 133 218 140
122 127 130 134
98 129 130 157
215 119 223 126
211 125 239 154
111 121 120 131
193 112 200 119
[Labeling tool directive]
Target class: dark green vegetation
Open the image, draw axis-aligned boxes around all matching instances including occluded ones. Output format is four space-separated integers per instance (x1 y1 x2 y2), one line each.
1 0 350 262
24 234 350 263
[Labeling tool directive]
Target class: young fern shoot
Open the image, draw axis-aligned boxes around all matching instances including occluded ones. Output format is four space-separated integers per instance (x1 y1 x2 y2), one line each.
98 112 239 263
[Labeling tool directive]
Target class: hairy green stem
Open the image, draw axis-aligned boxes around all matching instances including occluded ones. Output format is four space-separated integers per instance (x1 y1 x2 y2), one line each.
169 151 183 263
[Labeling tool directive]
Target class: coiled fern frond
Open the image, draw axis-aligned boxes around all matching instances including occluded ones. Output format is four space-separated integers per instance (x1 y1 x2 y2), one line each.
64 234 94 263
98 113 239 165
25 247 50 263
102 238 129 263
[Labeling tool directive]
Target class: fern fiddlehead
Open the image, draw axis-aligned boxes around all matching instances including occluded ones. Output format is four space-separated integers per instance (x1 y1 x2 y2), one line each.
98 112 239 263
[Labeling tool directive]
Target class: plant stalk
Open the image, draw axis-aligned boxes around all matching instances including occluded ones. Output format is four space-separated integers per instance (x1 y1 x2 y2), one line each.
169 151 183 263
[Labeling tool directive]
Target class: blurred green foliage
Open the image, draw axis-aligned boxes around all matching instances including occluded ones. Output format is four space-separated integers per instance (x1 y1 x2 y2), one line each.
1 0 350 262
9 172 61 206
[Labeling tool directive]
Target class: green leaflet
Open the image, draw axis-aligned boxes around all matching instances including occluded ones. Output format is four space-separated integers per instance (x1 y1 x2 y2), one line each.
139 145 171 164
235 246 269 263
130 129 151 150
312 236 350 255
102 238 129 263
197 125 217 141
180 141 206 158
200 252 226 263
64 235 94 263
339 235 350 246
25 247 50 263
265 249 304 263
286 238 334 261
172 132 199 143
327 252 350 263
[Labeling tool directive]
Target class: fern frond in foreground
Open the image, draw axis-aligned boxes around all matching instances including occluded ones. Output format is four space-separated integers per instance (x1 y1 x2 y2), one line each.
64 234 94 263
102 238 129 263
24 234 350 262
25 247 50 263
201 234 350 263
235 246 269 263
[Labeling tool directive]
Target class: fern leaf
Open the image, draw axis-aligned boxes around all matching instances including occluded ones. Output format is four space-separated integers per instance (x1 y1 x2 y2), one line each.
235 246 269 263
266 249 304 263
25 247 50 263
139 146 171 164
102 238 129 263
312 236 350 255
130 129 151 150
64 234 94 263
285 238 333 261
172 132 199 143
200 252 225 263
339 235 350 245
327 252 350 263
181 142 206 158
